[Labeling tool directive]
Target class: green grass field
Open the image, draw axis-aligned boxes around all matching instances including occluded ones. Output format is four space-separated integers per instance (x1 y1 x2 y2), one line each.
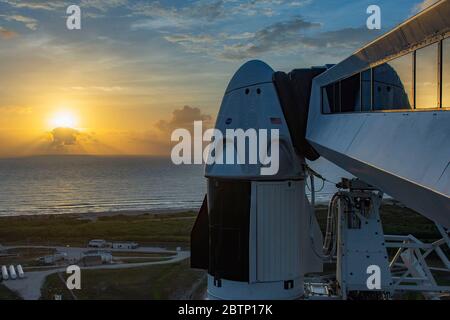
40 259 206 300
0 204 440 250
0 212 197 247
0 284 22 300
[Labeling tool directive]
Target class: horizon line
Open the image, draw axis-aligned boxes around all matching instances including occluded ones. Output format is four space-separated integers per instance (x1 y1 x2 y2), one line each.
0 154 172 160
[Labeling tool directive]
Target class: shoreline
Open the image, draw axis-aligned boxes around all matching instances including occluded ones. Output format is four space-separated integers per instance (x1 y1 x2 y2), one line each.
0 198 406 220
0 207 201 220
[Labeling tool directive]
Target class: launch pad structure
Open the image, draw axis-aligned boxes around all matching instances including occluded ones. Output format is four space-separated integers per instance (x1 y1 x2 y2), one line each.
191 0 450 300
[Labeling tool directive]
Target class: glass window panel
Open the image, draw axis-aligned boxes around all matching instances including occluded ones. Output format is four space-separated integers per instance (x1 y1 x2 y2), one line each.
416 43 438 109
322 87 331 113
373 53 413 110
333 82 340 113
323 82 340 113
341 73 361 112
442 38 450 108
361 70 372 111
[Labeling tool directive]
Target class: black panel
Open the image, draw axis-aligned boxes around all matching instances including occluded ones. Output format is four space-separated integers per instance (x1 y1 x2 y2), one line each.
361 70 372 111
289 68 326 141
208 179 251 282
273 68 325 161
323 82 340 113
341 73 361 112
190 195 209 270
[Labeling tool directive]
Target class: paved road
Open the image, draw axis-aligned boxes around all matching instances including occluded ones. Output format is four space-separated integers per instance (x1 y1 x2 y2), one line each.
3 245 180 260
2 246 190 300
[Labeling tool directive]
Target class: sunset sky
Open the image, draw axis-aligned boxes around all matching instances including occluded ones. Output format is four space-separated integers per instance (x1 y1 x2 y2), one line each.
0 0 436 157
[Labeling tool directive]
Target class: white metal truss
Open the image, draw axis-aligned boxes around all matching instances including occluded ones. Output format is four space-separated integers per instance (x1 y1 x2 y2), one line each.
306 176 450 300
386 225 450 298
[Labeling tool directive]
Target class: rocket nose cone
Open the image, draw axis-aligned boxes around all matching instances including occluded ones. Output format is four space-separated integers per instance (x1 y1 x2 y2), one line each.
225 60 274 94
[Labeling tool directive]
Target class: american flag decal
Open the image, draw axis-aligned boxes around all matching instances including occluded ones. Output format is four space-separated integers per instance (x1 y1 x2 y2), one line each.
270 117 282 125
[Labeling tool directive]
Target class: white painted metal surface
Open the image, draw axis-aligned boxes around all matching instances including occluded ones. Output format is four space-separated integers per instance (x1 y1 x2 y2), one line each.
205 60 322 300
1 265 8 281
307 93 450 227
306 2 450 227
205 60 303 180
16 265 24 279
207 275 304 300
225 60 274 94
335 191 392 295
302 198 324 274
255 181 303 282
253 181 322 283
386 230 450 295
9 265 17 280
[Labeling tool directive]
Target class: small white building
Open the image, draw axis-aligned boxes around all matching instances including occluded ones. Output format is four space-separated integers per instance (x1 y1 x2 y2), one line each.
88 239 108 248
83 250 112 263
111 242 139 250
39 252 67 265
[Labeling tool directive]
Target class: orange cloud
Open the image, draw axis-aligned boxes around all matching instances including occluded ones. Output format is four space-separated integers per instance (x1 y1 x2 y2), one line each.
156 105 213 132
414 0 440 12
0 26 17 39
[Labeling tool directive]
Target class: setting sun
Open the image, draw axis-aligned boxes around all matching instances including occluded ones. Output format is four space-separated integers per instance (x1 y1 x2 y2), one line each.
49 110 78 129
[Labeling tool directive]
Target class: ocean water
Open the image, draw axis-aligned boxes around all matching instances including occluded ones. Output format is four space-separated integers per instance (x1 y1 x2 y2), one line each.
0 156 205 216
0 156 346 216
